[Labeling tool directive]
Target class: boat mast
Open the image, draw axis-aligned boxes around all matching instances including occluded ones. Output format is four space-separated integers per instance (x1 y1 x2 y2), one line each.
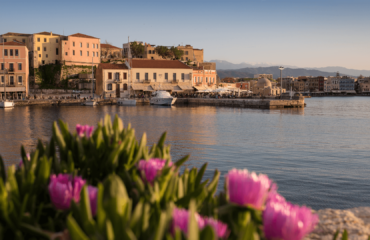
92 56 94 99
2 38 6 101
128 36 130 98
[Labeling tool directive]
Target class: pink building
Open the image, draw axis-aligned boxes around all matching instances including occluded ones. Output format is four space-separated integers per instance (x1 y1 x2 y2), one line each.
0 41 29 98
192 67 217 91
61 33 101 66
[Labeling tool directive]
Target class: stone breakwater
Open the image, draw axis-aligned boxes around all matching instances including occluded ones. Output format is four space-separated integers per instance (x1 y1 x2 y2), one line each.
175 97 305 109
306 207 370 240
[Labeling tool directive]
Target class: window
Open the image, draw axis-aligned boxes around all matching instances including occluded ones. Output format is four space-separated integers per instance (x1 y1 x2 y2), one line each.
42 60 45 64
87 43 89 48
44 38 47 42
9 76 14 85
1 76 4 83
56 48 59 55
3 39 6 43
123 73 127 79
4 50 7 56
18 76 22 84
10 49 13 56
194 77 196 82
87 51 89 57
152 50 155 54
44 47 46 51
144 73 148 80
39 54 41 57
73 42 75 47
181 73 185 80
97 44 99 49
165 73 168 80
97 52 98 57
22 39 25 43
107 84 112 90
56 39 59 43
93 44 95 48
93 52 95 57
201 77 203 82
149 50 151 54
73 50 75 56
80 50 82 56
80 42 82 47
186 57 188 61
9 63 13 70
213 77 215 83
185 51 188 55
136 73 140 80
46 54 48 58
173 73 176 80
115 72 120 80
0 63 3 70
153 73 156 80
206 77 208 83
108 72 112 79
37 38 40 42
18 63 22 70
37 47 40 51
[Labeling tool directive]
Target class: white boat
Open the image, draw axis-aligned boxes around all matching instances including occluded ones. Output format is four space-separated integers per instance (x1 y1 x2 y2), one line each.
0 100 14 108
83 100 98 106
117 98 136 106
150 91 176 106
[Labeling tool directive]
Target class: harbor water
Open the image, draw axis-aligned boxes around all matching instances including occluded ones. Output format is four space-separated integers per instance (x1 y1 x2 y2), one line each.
1 97 369 210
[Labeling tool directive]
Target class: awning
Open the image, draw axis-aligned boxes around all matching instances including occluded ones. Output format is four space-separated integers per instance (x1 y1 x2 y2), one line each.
345 90 356 93
331 90 341 93
194 86 207 91
131 84 153 91
0 87 26 92
178 84 194 90
151 84 173 91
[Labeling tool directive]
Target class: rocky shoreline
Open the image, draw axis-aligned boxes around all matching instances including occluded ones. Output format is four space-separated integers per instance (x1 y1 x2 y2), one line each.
306 207 370 240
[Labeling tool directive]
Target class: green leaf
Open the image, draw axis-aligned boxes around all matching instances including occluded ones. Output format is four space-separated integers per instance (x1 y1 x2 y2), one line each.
52 122 66 151
0 155 6 183
19 223 51 239
106 219 115 240
188 200 199 240
341 230 348 240
113 114 124 132
333 230 339 240
200 225 216 240
67 215 90 240
157 132 167 149
174 155 189 168
154 211 167 240
79 186 95 232
195 163 208 187
237 222 255 240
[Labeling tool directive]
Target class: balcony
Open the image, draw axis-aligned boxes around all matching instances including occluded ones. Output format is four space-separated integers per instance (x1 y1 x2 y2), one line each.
8 69 14 73
113 78 122 83
144 79 151 83
195 82 202 86
172 79 179 83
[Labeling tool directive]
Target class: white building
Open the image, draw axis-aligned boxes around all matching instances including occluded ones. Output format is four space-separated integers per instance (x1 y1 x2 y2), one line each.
254 74 273 79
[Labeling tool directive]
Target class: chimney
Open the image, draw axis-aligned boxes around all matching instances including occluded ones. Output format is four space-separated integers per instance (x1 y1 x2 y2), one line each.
51 31 53 36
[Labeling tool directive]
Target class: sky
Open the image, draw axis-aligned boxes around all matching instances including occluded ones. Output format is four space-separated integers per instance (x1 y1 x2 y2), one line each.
1 0 370 70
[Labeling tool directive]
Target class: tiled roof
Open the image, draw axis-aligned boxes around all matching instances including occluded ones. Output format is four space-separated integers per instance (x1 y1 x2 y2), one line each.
2 32 31 37
130 59 192 69
1 42 26 46
69 33 99 39
99 63 128 70
35 31 62 36
101 44 121 49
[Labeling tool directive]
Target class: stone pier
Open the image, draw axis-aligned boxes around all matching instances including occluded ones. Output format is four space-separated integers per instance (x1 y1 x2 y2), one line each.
175 97 305 109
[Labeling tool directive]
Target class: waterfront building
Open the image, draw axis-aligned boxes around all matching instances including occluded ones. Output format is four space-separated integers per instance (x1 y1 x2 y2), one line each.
235 82 250 90
250 78 284 96
0 41 29 98
95 63 129 97
29 32 62 67
281 77 295 90
128 59 193 95
308 76 324 92
358 79 370 94
101 44 122 59
61 33 101 66
177 45 204 63
192 66 217 91
254 74 273 79
339 76 355 93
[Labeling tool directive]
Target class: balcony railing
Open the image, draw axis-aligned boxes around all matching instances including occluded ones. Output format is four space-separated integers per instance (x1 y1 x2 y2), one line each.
8 69 14 73
113 78 122 83
196 83 202 86
172 79 179 83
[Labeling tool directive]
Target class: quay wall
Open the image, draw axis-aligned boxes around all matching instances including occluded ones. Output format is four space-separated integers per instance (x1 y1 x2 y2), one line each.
175 97 305 109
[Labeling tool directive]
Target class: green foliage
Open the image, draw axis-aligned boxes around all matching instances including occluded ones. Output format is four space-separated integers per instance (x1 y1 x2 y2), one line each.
155 46 172 59
36 64 62 88
170 47 184 60
130 42 145 58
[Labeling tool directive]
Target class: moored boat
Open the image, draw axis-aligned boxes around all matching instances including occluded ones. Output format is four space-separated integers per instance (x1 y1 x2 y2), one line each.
150 91 176 106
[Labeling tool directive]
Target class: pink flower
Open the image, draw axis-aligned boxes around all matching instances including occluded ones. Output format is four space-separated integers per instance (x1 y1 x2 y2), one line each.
204 217 229 238
18 153 30 168
172 208 205 234
263 198 318 240
48 174 86 210
172 208 228 238
137 158 172 183
76 124 94 138
226 168 272 209
88 186 98 216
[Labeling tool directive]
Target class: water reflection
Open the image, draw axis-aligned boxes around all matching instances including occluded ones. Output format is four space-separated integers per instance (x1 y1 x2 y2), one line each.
1 97 370 209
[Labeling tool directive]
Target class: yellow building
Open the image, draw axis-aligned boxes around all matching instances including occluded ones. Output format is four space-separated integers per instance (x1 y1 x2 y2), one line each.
177 45 204 63
29 32 62 67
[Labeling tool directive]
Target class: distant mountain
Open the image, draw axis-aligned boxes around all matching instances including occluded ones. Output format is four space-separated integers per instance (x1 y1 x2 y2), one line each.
217 66 343 79
211 60 370 77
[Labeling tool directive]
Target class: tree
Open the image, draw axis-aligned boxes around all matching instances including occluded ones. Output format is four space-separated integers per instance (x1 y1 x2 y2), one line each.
104 40 113 58
130 42 145 58
155 46 171 59
358 74 364 79
170 46 184 60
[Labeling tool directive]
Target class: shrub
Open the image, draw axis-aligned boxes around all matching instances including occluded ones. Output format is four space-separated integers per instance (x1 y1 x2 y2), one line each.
0 115 319 240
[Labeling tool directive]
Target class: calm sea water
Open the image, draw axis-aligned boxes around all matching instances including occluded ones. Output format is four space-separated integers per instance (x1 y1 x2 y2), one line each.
1 97 370 210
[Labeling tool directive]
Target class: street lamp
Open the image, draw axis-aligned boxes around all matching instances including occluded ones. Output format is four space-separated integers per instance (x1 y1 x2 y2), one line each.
279 66 284 98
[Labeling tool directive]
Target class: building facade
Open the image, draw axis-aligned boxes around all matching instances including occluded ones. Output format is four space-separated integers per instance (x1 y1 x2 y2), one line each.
61 33 101 66
177 45 204 63
254 74 273 79
250 78 283 96
358 79 370 94
95 63 129 97
101 44 122 59
29 32 62 67
0 41 29 98
192 67 217 90
339 76 355 92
